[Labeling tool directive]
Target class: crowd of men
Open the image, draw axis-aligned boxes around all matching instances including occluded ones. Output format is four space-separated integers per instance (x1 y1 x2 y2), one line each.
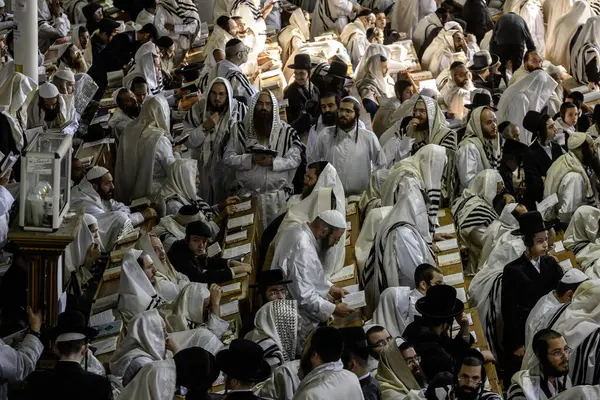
3 0 600 398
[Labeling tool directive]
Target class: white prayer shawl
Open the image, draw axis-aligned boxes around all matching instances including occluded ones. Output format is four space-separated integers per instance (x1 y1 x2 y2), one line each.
124 42 161 95
508 64 530 87
37 0 70 52
413 13 443 53
546 1 592 68
109 309 167 384
521 292 561 369
357 168 389 218
271 223 336 347
504 0 545 55
468 232 524 359
136 233 190 302
183 77 247 204
258 359 301 400
0 327 44 400
356 55 396 104
155 0 201 60
340 19 369 67
362 182 435 317
0 187 14 248
354 44 392 82
108 109 133 142
155 159 198 218
115 95 173 204
214 59 258 111
527 280 600 385
310 0 354 37
293 361 365 400
496 69 557 145
118 359 177 400
355 206 393 275
203 26 234 64
440 78 473 120
198 50 219 93
381 144 447 241
223 90 303 225
479 203 519 268
63 0 87 24
278 9 310 65
230 0 267 52
545 0 576 55
64 213 96 287
372 287 413 338
391 0 435 38
117 249 167 322
457 106 502 190
543 151 594 221
508 364 573 400
571 16 600 84
26 92 78 135
245 300 298 369
564 205 600 278
274 168 346 277
0 73 36 151
314 124 386 196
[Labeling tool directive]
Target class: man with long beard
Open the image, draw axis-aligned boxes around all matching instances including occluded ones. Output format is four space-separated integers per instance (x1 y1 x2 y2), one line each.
440 62 475 121
295 327 364 400
108 88 141 140
184 77 247 204
271 210 354 349
313 96 385 195
543 132 600 225
224 90 303 225
26 82 78 135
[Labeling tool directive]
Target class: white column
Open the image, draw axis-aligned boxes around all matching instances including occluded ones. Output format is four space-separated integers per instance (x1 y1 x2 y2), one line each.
13 0 38 84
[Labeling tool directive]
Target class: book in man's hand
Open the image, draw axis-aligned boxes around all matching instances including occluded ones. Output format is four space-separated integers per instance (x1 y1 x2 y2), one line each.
247 146 278 157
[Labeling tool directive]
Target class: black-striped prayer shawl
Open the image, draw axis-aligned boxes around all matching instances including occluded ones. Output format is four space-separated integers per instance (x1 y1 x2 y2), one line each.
484 273 504 360
316 0 338 35
159 0 201 25
439 385 502 400
231 0 263 20
452 195 498 234
225 69 257 100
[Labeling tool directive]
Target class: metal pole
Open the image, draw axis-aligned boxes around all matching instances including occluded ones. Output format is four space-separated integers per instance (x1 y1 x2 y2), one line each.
13 0 38 84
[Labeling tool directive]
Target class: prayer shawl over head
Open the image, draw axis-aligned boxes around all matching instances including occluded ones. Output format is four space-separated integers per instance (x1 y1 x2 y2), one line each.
391 0 435 38
109 309 166 381
479 203 519 267
118 359 177 400
115 95 171 204
356 53 395 104
496 69 557 145
421 25 470 77
546 1 592 68
158 0 201 26
229 0 267 52
203 25 234 65
117 249 166 322
571 16 600 84
460 106 501 170
355 206 393 274
358 168 389 219
381 144 447 240
155 158 198 217
292 360 364 400
376 338 422 399
198 50 221 92
278 9 310 65
543 151 594 220
64 213 97 287
0 73 36 151
354 44 391 90
158 282 208 331
26 91 72 131
246 300 298 367
340 19 368 67
507 367 600 400
564 205 600 277
362 181 435 317
532 279 600 385
372 287 413 338
124 42 161 95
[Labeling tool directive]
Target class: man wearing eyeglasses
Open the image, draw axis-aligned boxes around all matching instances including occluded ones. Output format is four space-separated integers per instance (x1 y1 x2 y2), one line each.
507 329 574 400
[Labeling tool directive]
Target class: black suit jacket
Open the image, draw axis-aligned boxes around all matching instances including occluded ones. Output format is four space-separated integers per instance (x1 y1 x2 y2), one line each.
523 141 563 210
25 361 113 400
360 374 382 400
284 81 320 125
168 239 232 284
501 253 564 354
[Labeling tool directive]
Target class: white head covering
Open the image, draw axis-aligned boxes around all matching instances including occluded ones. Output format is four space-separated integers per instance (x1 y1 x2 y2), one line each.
0 0 6 7
54 68 76 82
39 82 60 99
247 300 298 363
0 73 37 151
570 16 600 84
561 269 589 284
462 106 501 169
546 1 592 68
464 169 503 206
567 132 589 150
372 287 412 338
86 166 109 181
356 54 394 100
64 212 96 283
289 8 310 41
156 159 198 217
355 206 393 274
563 205 600 272
318 209 346 229
137 232 180 283
158 282 211 332
112 87 129 106
84 213 98 226
124 42 160 92
117 249 165 322
109 309 166 378
354 44 391 84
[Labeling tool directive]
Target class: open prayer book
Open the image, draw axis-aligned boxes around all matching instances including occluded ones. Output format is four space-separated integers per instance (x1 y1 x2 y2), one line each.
343 290 366 309
330 264 355 283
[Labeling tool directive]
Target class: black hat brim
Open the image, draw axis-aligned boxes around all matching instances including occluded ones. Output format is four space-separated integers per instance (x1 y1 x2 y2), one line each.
511 221 555 236
415 297 464 319
465 104 497 111
468 54 500 71
216 349 272 382
289 62 319 70
249 279 293 288
48 326 99 341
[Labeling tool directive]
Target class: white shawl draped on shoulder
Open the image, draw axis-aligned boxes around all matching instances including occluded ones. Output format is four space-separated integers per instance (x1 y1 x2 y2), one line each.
564 205 600 277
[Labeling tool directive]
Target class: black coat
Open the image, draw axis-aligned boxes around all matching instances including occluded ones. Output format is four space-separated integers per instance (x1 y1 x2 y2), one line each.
360 374 382 400
403 316 474 381
25 361 113 400
523 141 563 210
501 253 564 354
283 81 320 126
167 239 232 284
462 0 493 43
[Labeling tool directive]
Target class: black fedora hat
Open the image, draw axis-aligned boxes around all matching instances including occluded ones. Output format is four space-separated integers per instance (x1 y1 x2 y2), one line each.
327 60 351 80
522 107 549 138
339 326 378 350
48 310 98 342
216 339 271 382
465 92 497 111
511 211 554 236
467 50 499 71
288 53 318 70
415 285 464 319
249 269 292 288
